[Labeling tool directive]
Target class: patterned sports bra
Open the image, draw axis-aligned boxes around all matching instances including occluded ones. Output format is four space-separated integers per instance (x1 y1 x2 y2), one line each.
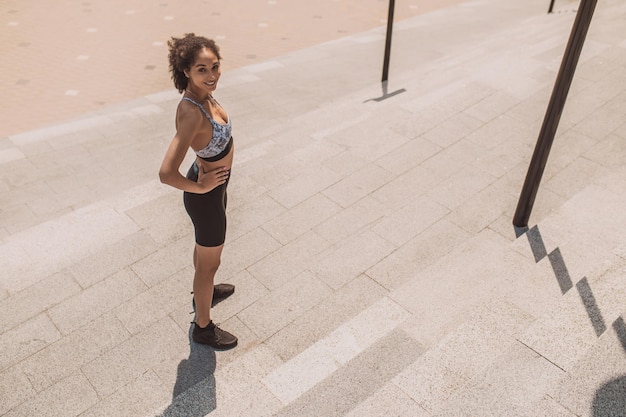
182 97 232 159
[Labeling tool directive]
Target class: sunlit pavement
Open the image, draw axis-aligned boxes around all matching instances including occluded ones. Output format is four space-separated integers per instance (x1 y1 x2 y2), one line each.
1 0 626 415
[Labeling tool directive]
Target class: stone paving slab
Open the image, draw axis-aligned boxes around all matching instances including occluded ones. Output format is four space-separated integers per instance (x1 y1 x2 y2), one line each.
1 0 626 416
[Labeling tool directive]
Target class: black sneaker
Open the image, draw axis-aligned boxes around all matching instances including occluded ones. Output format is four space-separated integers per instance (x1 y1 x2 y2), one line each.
192 321 238 350
191 283 235 312
213 283 235 305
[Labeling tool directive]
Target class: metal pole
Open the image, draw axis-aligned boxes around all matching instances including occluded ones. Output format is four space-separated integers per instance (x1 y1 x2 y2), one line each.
548 0 556 13
513 0 598 228
382 0 395 82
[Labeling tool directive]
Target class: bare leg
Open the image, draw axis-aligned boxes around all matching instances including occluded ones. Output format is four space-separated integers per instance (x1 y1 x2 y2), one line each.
193 243 224 328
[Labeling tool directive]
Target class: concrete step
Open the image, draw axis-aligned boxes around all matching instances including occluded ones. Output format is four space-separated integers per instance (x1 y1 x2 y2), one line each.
1 0 625 415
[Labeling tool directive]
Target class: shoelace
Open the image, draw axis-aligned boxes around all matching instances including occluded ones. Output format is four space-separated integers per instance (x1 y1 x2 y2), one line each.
212 323 225 341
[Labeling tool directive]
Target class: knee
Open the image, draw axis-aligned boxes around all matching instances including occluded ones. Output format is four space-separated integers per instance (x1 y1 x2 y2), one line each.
196 258 221 276
194 244 224 276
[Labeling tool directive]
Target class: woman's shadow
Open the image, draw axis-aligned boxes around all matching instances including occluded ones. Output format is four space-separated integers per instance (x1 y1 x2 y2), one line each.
157 326 217 417
592 375 626 417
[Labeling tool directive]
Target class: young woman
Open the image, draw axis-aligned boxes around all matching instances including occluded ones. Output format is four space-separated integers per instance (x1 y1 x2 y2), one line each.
159 34 237 350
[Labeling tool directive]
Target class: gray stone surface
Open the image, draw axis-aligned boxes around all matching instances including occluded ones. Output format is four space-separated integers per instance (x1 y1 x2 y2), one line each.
272 327 425 417
2 0 626 415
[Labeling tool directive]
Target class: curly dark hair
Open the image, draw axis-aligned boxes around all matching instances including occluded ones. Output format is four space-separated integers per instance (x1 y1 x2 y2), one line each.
167 33 222 93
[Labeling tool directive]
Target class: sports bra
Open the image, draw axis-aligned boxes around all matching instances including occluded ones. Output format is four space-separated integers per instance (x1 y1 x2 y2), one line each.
182 96 232 159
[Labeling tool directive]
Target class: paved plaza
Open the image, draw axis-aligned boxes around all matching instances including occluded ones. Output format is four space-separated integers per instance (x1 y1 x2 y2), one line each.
0 0 460 138
2 0 626 416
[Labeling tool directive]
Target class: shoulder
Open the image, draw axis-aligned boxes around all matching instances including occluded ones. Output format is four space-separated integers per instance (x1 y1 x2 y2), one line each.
176 99 204 125
178 98 202 114
175 101 207 142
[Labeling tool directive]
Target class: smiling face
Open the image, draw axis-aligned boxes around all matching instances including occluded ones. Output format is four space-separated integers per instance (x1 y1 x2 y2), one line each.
186 47 221 96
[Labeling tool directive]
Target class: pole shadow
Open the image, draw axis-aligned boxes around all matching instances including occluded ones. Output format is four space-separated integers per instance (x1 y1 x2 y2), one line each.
613 317 626 352
363 81 406 103
577 277 607 337
520 225 573 294
156 325 217 417
518 225 626 415
515 225 608 336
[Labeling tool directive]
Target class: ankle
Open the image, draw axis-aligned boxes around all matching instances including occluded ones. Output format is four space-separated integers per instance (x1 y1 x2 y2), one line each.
196 319 211 329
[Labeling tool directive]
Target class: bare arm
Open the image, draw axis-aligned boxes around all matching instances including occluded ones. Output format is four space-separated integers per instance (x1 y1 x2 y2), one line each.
159 104 229 193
